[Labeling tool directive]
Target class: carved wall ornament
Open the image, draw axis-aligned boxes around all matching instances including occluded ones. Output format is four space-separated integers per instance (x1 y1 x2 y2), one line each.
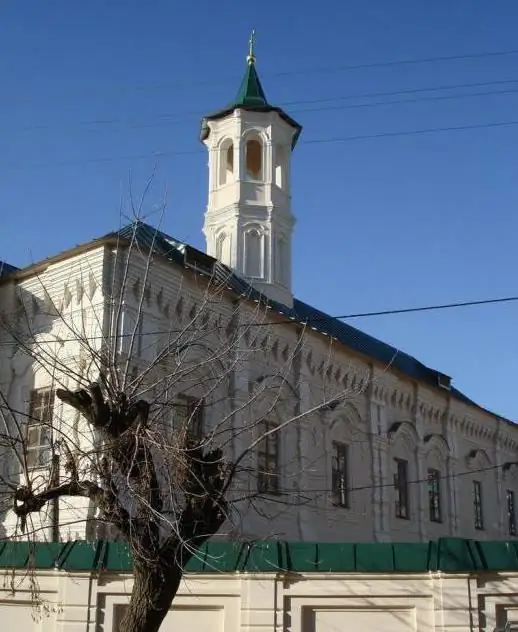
305 350 313 372
388 420 420 445
43 291 56 315
88 272 98 300
329 403 364 439
424 433 450 461
156 287 163 310
63 284 72 309
465 448 492 470
31 295 40 315
175 296 184 320
75 279 84 304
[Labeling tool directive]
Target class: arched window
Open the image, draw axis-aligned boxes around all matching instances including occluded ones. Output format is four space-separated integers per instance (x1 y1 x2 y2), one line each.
275 145 286 188
245 137 263 180
388 422 419 520
219 140 234 186
216 232 230 264
244 229 262 278
216 232 225 260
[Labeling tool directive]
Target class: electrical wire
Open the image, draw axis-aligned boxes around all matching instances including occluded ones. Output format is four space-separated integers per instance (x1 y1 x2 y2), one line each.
0 293 517 346
262 461 518 497
3 46 518 106
7 77 518 135
2 118 518 171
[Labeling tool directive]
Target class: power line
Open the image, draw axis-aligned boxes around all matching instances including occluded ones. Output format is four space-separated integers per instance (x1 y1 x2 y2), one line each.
273 48 518 78
303 119 518 146
2 47 518 106
296 86 518 115
8 77 518 135
244 461 518 496
0 400 513 496
2 118 518 171
1 293 517 346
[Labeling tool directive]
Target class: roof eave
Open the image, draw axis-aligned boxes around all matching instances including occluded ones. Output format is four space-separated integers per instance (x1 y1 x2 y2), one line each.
201 105 303 148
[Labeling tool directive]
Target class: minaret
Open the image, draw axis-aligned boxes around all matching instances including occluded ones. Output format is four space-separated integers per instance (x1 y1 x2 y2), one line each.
200 32 302 307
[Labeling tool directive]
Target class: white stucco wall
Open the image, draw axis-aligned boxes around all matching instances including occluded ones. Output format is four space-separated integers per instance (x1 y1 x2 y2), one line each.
0 241 517 544
1 566 518 632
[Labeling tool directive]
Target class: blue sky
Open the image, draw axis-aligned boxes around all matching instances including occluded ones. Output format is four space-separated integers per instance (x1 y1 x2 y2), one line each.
1 1 517 419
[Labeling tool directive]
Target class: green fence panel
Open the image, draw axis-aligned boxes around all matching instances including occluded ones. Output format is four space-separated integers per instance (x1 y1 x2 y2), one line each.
0 541 30 568
392 543 431 572
316 543 355 572
103 542 132 572
31 542 64 569
203 542 244 572
3 538 518 573
355 543 395 572
436 538 481 572
242 541 285 572
475 541 518 571
287 542 318 572
59 541 103 571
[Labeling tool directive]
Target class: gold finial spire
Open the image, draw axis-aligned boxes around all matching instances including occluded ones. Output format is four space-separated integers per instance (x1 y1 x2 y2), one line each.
247 29 256 65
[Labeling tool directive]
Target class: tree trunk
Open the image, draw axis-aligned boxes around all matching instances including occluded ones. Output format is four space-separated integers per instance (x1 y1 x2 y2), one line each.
118 560 183 632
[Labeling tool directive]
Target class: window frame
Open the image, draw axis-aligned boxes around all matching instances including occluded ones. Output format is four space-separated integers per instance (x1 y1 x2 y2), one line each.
394 458 410 519
427 468 442 523
257 420 280 495
331 441 349 508
173 394 204 442
26 387 54 469
473 480 484 530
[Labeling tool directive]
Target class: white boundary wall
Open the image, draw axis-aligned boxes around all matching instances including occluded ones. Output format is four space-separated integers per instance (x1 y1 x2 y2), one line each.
2 567 518 631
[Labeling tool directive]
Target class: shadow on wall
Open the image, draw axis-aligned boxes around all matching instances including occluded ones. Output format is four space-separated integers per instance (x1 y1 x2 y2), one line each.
0 283 66 542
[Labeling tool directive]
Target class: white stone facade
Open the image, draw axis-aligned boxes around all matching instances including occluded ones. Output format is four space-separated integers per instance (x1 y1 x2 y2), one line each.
0 52 517 546
2 564 518 632
0 239 517 544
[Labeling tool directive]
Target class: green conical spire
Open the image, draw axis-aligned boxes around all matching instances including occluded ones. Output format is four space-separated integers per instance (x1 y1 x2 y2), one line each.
200 31 302 148
233 60 269 108
232 29 269 108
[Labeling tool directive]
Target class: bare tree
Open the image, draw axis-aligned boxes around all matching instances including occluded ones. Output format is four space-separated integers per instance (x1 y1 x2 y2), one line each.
0 214 356 632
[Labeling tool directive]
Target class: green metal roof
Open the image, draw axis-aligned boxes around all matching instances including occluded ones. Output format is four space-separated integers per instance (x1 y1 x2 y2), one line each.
201 59 303 148
5 539 518 573
233 61 269 108
2 219 510 424
109 221 509 424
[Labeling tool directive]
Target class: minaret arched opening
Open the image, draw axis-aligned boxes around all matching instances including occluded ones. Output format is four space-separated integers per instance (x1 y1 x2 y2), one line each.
219 139 234 186
245 135 263 181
